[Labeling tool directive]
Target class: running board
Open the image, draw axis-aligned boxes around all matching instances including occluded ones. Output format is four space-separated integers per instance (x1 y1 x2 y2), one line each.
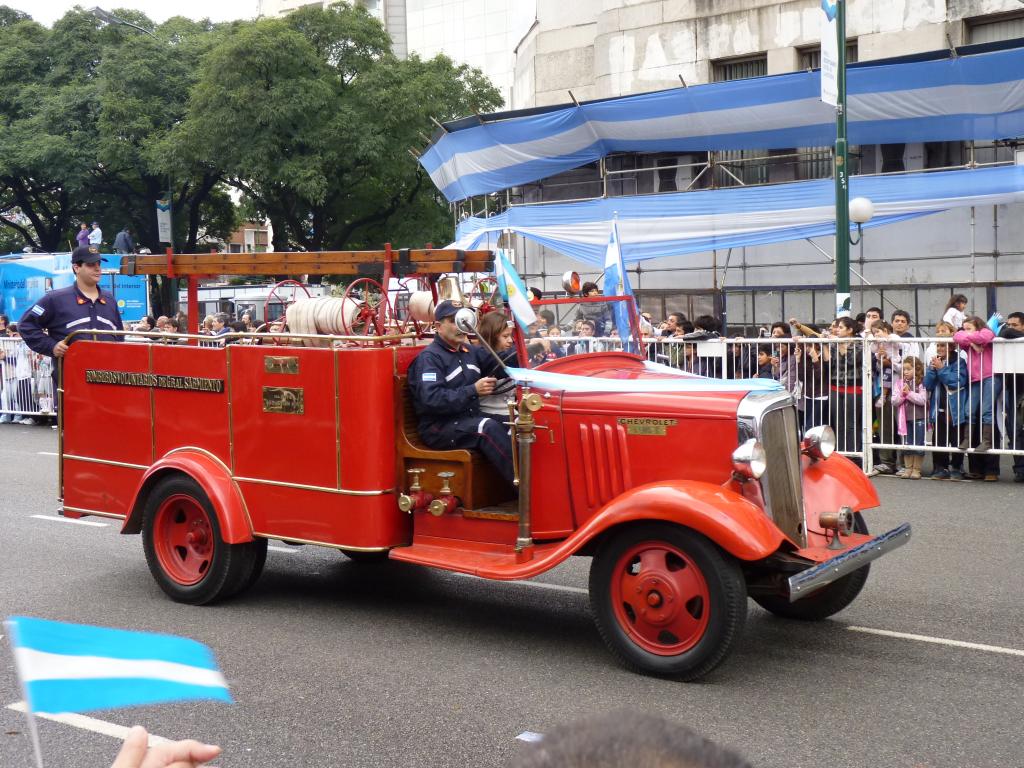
787 523 912 602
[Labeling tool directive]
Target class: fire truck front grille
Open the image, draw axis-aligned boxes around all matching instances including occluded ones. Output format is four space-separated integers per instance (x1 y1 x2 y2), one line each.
759 405 806 547
577 421 633 510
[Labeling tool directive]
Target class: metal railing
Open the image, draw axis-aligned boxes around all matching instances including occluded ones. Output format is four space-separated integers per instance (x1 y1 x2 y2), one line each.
0 337 56 421
533 333 1024 473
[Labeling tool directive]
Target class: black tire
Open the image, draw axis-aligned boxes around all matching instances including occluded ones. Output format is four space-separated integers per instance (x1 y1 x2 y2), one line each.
141 475 263 605
340 549 390 564
752 512 870 621
227 537 267 598
589 523 747 681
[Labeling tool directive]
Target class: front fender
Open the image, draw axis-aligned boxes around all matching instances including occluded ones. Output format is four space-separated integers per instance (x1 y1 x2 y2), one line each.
122 448 253 544
579 481 785 562
802 453 880 515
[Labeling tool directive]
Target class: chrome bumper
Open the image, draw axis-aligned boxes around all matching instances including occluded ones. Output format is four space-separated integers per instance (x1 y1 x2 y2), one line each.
787 522 912 602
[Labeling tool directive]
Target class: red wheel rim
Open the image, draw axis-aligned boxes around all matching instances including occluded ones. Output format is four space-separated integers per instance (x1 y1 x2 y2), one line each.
610 540 711 656
153 494 215 586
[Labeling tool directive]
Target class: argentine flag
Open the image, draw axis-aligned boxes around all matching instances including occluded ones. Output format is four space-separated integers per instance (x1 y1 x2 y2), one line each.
602 220 635 344
6 616 232 714
494 249 537 331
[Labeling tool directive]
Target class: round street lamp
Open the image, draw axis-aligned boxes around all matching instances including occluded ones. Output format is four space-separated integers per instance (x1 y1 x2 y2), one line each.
849 196 874 245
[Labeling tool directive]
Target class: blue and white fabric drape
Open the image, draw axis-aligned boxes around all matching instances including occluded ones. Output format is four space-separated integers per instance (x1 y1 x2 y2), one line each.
422 46 1024 202
448 165 1024 266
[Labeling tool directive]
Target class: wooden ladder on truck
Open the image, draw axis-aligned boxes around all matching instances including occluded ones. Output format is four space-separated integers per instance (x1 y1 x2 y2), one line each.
119 244 494 335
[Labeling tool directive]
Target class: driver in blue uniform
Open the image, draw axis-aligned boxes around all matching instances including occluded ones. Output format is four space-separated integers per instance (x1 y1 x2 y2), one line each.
408 300 515 487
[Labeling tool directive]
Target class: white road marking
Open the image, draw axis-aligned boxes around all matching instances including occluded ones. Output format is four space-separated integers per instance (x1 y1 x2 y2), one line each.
6 702 170 744
37 452 58 457
516 731 544 743
450 572 588 595
848 626 1024 657
30 515 107 528
267 545 299 554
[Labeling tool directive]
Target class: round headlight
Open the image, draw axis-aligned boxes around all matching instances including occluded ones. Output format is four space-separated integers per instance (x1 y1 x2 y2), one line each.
802 425 836 460
732 439 767 480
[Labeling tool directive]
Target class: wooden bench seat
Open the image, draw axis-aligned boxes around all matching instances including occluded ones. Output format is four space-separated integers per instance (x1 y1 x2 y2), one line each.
395 376 508 510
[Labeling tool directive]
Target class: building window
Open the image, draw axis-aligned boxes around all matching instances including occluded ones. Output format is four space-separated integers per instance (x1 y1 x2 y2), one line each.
710 56 768 186
711 55 767 83
966 12 1024 44
798 42 858 71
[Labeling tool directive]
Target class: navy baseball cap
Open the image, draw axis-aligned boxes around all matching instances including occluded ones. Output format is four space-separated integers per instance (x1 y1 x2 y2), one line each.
434 300 463 321
71 245 107 265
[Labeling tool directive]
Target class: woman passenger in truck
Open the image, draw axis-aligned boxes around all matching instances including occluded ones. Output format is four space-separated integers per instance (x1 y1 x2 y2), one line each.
476 311 519 417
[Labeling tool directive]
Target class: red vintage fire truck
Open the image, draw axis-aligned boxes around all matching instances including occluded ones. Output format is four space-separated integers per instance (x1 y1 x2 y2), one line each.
57 248 910 681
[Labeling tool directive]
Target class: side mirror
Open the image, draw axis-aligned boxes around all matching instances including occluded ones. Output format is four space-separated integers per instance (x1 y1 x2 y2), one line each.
454 307 478 335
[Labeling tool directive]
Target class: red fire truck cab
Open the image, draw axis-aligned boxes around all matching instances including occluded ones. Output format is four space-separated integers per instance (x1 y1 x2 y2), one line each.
57 249 910 681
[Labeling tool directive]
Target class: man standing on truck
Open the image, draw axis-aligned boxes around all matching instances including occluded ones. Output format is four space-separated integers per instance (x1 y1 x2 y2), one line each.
18 246 124 360
408 300 516 487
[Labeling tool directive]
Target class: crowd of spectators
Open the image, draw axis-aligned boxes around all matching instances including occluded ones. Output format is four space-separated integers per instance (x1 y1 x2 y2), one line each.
516 285 1022 482
630 297 1024 483
0 313 54 425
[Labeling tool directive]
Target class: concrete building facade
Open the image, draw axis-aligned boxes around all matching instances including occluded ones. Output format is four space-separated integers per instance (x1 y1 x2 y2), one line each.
511 0 1024 108
497 0 1024 328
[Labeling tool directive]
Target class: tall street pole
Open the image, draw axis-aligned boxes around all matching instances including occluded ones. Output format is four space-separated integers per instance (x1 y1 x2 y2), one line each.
89 7 176 315
833 0 851 317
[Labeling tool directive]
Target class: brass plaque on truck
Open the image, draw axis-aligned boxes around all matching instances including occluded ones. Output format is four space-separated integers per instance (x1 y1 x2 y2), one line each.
263 386 304 414
264 356 299 374
617 417 677 436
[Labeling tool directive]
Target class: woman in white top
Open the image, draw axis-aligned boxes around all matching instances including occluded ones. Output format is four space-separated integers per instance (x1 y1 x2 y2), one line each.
475 311 519 416
941 294 968 329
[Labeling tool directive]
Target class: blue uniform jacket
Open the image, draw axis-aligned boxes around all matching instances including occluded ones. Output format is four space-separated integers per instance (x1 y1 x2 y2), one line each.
923 357 969 425
18 284 124 357
408 336 504 435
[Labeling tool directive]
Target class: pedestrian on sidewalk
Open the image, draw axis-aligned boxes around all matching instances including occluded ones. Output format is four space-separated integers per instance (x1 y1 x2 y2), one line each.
88 221 103 249
113 226 135 254
892 356 928 479
75 223 90 249
954 316 1001 481
924 322 969 480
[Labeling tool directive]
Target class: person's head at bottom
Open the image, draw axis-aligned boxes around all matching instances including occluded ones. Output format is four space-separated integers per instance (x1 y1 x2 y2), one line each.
509 712 753 768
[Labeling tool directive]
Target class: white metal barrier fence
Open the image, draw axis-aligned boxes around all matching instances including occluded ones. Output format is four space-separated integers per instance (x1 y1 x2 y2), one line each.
539 333 1024 475
0 337 55 422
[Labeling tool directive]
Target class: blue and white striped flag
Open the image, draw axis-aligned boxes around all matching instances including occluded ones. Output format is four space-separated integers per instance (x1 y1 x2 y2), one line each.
602 219 635 344
494 249 537 331
6 616 232 714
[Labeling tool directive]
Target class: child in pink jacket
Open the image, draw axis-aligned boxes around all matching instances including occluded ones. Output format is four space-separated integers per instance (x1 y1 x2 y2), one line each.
891 355 928 478
953 316 1001 460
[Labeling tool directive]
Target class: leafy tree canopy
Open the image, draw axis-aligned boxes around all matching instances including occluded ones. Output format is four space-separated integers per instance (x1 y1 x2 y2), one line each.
0 2 501 305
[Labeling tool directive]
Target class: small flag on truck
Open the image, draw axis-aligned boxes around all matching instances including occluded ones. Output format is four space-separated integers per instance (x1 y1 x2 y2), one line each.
495 249 537 331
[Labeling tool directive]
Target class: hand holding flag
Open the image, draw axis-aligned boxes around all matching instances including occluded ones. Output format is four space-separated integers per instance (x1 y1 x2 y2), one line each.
6 616 231 768
7 616 232 716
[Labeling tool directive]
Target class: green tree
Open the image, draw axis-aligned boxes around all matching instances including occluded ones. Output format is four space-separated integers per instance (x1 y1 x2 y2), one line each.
182 3 501 255
0 7 239 313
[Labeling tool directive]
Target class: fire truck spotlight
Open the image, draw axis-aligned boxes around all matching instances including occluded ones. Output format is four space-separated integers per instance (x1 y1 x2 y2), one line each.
731 439 766 480
801 425 836 460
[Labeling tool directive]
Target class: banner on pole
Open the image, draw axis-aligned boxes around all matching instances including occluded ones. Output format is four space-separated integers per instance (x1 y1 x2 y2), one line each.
820 0 839 107
155 199 172 244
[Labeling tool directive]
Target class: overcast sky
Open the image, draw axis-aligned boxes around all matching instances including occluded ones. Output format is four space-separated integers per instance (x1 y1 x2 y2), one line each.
6 1 261 27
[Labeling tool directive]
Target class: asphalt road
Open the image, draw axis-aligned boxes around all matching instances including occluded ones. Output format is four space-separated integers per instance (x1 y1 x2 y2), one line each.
1 425 1022 768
